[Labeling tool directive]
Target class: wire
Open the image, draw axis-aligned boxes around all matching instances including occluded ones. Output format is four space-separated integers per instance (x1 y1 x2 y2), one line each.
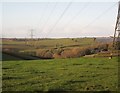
37 2 50 30
62 2 91 30
44 2 73 38
39 2 58 35
78 2 117 32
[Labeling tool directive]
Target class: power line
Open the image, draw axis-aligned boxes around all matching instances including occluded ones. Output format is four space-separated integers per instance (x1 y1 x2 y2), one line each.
44 2 73 38
62 2 91 30
40 2 116 38
78 2 117 32
30 29 34 39
39 2 58 35
37 2 50 30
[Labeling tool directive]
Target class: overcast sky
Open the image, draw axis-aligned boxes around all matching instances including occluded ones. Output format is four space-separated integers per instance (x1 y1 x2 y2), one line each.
1 0 119 38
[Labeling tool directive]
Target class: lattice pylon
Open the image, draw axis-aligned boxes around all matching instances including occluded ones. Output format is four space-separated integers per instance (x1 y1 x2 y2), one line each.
113 1 120 49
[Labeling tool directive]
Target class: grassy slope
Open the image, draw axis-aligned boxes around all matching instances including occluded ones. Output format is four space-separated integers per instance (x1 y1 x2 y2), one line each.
2 57 118 91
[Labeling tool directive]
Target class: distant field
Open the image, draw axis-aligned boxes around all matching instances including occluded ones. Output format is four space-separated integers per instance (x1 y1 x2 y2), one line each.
2 38 112 60
2 38 97 50
2 57 118 91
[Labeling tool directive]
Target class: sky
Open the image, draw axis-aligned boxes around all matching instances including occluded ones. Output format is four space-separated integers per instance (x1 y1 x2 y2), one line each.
1 0 120 38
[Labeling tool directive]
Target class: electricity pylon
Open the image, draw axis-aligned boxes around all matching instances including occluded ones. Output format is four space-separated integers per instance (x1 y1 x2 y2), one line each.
30 29 34 39
28 29 35 47
113 1 120 49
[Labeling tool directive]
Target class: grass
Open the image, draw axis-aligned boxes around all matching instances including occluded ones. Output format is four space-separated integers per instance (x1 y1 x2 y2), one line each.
2 57 118 91
2 38 96 50
2 38 118 91
2 38 103 59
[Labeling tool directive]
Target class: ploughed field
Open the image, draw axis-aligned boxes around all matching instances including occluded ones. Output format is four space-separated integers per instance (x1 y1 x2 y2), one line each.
2 57 118 91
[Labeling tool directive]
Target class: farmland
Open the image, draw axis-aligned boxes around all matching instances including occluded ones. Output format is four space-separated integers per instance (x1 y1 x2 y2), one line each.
1 1 120 92
2 38 113 60
2 57 118 91
1 38 119 92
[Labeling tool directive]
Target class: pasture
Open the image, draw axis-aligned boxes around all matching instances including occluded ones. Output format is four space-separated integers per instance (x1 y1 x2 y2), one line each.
2 38 97 52
2 38 119 92
2 38 112 60
2 57 118 91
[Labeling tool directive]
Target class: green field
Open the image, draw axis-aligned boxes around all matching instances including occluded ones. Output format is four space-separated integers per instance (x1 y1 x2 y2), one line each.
2 57 118 91
2 38 98 51
2 38 119 92
2 38 112 60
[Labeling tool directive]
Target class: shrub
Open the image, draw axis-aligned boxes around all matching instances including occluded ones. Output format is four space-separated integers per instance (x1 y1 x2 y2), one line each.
36 43 110 59
84 48 91 55
97 44 109 51
61 47 90 58
72 48 85 57
61 50 71 58
53 53 62 58
51 48 63 55
36 49 53 59
44 51 53 59
72 47 92 57
36 49 48 58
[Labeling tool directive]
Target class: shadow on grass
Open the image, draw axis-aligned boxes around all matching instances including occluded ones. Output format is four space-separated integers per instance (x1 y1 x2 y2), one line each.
2 76 23 80
2 52 51 61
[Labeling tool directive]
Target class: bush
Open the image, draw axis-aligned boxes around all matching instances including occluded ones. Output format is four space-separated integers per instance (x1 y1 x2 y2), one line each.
72 47 92 56
51 48 63 55
44 51 53 59
84 49 91 55
61 49 75 58
97 44 109 51
72 48 85 57
53 53 62 59
36 49 53 59
36 43 109 59
36 49 47 57
61 47 90 58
